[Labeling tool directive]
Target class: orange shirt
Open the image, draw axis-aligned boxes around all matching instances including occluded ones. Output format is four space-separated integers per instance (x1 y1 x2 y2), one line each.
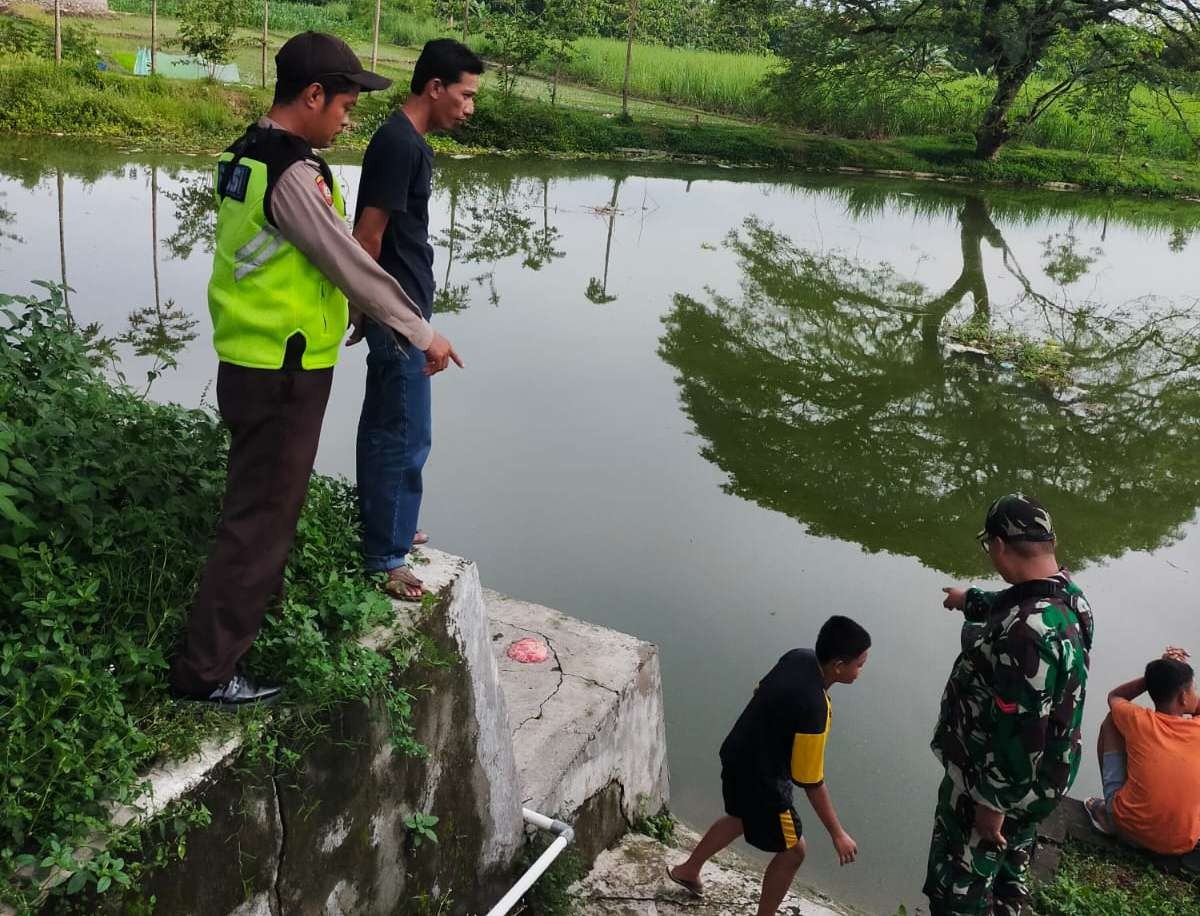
1110 700 1200 855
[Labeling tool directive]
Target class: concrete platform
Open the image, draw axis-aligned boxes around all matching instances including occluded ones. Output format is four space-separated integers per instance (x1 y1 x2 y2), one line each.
487 590 670 863
574 829 859 916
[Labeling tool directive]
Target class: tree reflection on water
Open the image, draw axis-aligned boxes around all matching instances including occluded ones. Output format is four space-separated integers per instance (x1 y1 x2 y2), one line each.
432 170 564 312
659 197 1200 575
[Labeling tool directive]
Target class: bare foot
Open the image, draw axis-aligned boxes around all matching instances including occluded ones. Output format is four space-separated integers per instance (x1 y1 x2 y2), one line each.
666 864 704 898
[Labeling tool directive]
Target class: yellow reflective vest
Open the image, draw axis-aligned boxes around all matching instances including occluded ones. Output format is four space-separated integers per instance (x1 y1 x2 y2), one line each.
208 125 349 370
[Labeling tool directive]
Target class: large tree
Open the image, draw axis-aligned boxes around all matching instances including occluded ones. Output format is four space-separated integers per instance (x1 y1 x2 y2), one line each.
775 0 1200 159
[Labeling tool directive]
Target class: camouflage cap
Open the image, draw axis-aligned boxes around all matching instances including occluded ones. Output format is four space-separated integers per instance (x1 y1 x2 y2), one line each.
978 493 1055 543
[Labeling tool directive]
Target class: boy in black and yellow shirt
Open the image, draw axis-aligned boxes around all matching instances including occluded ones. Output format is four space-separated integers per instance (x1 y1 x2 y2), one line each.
668 616 870 915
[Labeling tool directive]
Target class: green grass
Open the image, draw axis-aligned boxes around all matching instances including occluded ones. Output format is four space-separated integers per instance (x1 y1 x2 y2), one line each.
549 36 778 118
1033 840 1200 915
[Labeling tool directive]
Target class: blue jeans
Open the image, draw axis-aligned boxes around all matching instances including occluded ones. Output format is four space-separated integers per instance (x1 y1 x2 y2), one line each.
357 320 431 573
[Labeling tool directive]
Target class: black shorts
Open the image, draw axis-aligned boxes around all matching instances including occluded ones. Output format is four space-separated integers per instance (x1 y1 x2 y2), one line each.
721 766 802 853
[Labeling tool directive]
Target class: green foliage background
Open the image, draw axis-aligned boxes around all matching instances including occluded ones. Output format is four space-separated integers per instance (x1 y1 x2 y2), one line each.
0 287 414 909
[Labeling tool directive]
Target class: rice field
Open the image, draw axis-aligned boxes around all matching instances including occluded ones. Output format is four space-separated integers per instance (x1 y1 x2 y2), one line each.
554 37 778 118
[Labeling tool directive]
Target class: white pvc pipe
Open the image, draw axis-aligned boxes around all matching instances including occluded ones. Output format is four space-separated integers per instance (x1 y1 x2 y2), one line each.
521 808 558 832
484 808 575 916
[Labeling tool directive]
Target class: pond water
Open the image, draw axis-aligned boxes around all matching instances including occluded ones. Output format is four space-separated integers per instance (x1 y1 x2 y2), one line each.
5 136 1200 912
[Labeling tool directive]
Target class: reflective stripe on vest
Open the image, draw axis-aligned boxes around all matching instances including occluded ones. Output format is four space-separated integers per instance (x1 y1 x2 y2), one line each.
207 139 349 370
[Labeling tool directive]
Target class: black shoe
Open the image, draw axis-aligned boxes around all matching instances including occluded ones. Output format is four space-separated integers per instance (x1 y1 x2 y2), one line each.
174 673 282 707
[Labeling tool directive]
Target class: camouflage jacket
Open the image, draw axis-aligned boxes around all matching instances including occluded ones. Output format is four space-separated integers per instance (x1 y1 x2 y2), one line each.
931 570 1094 821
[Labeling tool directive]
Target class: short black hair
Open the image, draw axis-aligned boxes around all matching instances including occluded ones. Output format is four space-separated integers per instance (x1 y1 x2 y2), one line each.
273 74 360 106
815 615 871 665
1146 658 1194 706
411 38 484 95
1004 538 1057 559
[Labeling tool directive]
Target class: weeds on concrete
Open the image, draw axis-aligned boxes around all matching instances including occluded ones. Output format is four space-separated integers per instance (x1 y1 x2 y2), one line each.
1032 839 1200 915
632 797 677 847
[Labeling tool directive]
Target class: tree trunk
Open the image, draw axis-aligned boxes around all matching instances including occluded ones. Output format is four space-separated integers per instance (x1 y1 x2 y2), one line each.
973 48 1045 159
261 0 270 89
552 62 560 106
371 0 382 71
53 0 62 64
150 0 157 74
463 0 470 41
621 0 638 118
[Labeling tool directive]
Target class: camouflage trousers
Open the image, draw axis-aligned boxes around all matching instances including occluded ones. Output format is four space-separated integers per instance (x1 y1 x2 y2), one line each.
923 773 1040 916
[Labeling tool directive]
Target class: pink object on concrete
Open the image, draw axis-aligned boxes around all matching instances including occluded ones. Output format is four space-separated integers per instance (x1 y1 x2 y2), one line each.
507 638 550 664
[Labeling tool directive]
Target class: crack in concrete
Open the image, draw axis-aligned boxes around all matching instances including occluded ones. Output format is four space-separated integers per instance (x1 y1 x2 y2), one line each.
563 671 620 695
269 770 287 915
507 623 566 736
583 893 711 906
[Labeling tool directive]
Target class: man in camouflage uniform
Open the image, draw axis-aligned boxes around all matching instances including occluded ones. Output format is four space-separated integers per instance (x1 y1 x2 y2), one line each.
925 494 1094 916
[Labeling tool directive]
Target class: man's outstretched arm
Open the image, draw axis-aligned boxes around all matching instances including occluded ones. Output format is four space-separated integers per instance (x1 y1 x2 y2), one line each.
802 783 857 865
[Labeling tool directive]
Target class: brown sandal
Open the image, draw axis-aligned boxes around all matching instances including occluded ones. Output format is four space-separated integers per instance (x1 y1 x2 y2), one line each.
383 565 426 602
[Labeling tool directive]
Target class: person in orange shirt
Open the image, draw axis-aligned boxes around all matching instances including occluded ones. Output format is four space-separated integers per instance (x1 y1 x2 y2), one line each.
1085 646 1200 854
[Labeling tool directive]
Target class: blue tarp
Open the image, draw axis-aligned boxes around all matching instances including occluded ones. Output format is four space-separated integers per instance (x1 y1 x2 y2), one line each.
133 47 240 83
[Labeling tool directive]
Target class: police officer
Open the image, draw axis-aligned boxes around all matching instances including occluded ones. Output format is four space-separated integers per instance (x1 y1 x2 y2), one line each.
169 32 461 705
927 494 1094 915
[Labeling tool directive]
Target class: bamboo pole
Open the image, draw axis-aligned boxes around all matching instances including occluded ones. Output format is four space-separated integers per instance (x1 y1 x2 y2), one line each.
371 0 382 70
53 0 62 64
621 0 638 118
262 0 270 89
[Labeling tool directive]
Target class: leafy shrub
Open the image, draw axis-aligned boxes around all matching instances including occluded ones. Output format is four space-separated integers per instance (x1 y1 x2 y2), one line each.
0 286 415 909
178 0 243 76
0 13 96 61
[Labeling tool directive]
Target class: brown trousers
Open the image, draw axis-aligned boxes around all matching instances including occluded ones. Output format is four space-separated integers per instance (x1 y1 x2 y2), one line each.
170 362 333 695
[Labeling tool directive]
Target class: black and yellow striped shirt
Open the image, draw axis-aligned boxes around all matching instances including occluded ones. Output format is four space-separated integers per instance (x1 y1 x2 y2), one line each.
719 648 831 805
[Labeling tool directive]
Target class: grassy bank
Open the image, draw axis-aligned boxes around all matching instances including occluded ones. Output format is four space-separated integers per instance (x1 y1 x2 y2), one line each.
2 59 1200 198
1033 840 1200 915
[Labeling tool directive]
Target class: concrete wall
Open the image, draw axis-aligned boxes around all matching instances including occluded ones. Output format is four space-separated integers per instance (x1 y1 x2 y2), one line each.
488 592 669 866
26 551 669 914
26 0 111 15
72 555 525 916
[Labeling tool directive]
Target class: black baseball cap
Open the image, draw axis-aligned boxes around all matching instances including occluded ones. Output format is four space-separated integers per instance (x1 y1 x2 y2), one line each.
275 32 392 92
978 493 1056 543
